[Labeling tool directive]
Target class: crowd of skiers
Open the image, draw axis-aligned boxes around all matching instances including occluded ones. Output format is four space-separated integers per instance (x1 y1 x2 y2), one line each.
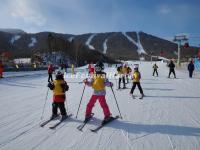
45 59 198 124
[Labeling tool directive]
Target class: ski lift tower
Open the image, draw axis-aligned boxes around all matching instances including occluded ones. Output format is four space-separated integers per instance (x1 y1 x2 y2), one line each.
173 34 188 65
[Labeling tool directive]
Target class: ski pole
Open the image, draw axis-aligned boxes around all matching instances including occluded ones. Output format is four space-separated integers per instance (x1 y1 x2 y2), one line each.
76 83 86 118
40 88 49 120
110 86 123 119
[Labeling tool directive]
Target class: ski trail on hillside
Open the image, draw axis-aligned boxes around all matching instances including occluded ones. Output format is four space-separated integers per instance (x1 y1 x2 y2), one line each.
68 36 74 42
28 37 37 47
10 35 21 44
136 32 147 54
103 39 108 54
85 34 96 50
122 32 147 55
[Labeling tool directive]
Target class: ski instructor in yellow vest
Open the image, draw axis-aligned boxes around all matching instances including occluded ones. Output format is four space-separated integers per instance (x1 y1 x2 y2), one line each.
130 64 144 99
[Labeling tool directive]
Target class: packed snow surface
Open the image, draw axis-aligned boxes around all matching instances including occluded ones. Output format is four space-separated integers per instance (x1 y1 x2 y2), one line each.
0 61 200 150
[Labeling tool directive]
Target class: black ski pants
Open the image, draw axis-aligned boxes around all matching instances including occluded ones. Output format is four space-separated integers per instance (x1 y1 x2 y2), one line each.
189 70 194 78
52 102 66 116
130 82 143 94
168 69 176 78
118 76 126 88
48 73 53 82
153 69 158 76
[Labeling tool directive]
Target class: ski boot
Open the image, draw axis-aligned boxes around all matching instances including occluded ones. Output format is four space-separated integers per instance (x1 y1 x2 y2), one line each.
102 116 114 125
61 114 67 121
50 114 59 120
84 114 93 123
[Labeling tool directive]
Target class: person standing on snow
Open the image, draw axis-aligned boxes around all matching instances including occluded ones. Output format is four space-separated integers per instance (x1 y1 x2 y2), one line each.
47 71 69 120
130 64 144 98
126 65 132 83
88 62 95 75
83 61 114 124
115 64 126 89
48 63 54 82
152 63 158 76
168 60 176 78
188 60 195 78
0 61 4 78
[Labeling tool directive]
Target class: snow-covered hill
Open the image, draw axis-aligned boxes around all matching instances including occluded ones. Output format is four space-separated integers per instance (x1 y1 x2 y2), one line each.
0 61 200 150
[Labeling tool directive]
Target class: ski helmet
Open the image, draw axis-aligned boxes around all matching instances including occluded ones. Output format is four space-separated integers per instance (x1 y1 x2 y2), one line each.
133 64 139 70
95 61 104 72
56 71 64 80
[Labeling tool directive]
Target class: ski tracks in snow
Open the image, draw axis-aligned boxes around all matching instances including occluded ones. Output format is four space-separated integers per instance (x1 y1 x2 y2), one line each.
167 135 177 150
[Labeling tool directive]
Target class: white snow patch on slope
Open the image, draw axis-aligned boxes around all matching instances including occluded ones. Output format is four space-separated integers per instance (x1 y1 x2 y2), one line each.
10 35 21 44
103 39 108 54
28 37 37 47
68 36 74 42
122 32 147 55
85 34 96 50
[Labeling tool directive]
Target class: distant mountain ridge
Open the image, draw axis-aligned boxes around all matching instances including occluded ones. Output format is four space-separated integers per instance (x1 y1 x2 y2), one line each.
0 28 199 62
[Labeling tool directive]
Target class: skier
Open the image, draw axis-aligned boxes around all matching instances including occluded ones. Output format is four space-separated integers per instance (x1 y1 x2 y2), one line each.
168 60 176 78
48 63 54 82
83 61 113 124
188 60 195 78
47 71 69 120
71 64 75 74
115 64 126 89
0 61 4 78
88 62 95 75
152 63 158 76
126 65 132 83
130 64 144 99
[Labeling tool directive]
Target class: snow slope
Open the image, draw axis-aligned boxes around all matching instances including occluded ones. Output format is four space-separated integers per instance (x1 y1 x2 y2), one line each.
0 61 200 150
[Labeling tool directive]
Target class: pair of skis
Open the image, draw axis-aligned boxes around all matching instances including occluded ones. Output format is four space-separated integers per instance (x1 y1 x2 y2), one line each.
40 114 73 129
77 115 119 132
40 114 119 132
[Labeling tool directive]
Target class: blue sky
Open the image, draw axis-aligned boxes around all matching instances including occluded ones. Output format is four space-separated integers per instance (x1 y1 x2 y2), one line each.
0 0 200 46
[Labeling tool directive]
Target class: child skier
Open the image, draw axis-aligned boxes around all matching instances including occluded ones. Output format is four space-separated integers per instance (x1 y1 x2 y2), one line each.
48 71 69 120
83 61 113 124
152 63 158 76
130 64 144 99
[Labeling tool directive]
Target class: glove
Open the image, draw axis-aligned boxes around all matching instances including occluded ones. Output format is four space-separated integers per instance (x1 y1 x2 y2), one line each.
83 79 88 84
109 82 113 87
47 82 54 90
114 74 117 76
